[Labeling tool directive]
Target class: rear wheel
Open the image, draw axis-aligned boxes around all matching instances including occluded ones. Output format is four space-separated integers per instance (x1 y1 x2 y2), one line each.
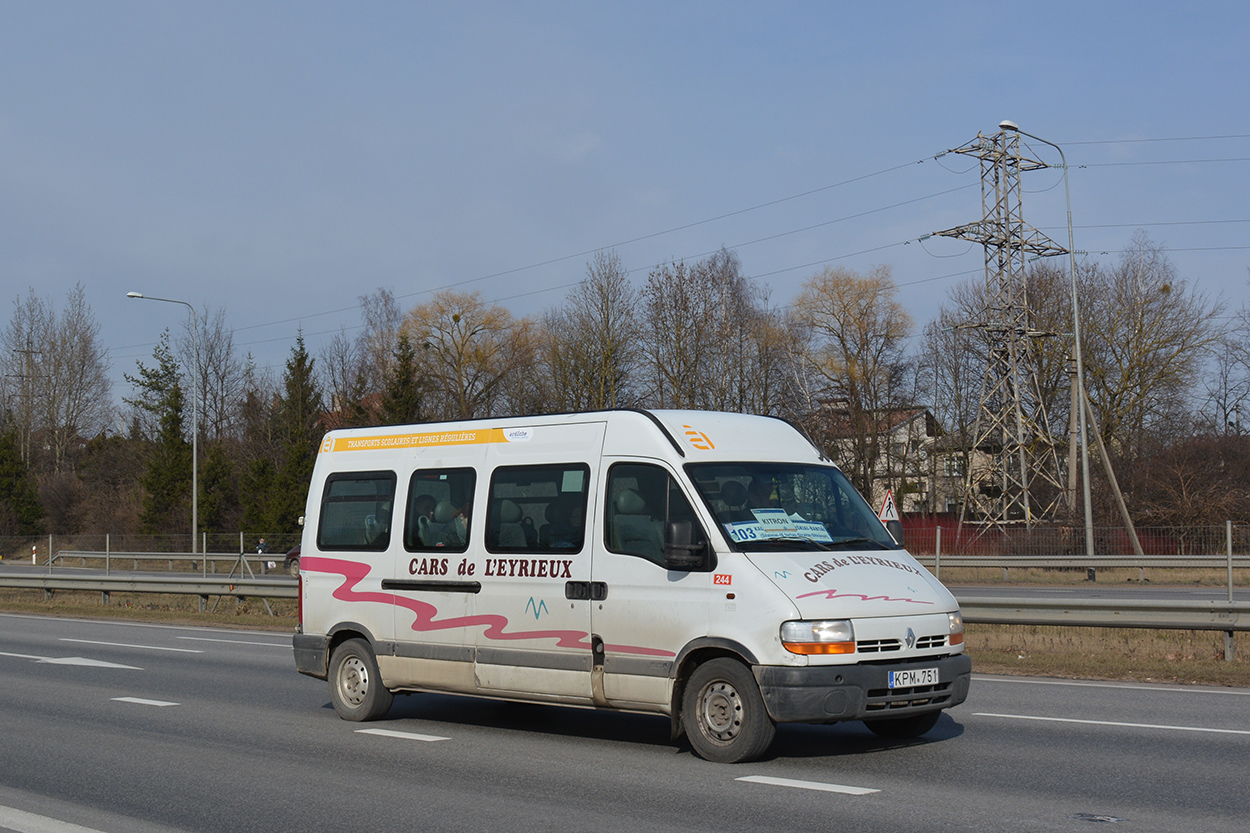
864 710 941 739
328 638 393 721
682 658 775 763
287 557 300 578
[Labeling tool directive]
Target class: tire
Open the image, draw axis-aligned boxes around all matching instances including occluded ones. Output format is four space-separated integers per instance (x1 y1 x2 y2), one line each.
287 557 300 578
328 638 393 722
863 710 941 739
682 658 775 763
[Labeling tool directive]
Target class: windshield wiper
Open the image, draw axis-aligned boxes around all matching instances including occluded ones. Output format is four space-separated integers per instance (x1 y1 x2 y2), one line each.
743 537 834 552
827 536 894 550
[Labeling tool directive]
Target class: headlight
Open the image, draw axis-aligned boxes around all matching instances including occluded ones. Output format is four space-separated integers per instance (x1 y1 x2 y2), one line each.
948 610 964 645
780 619 855 655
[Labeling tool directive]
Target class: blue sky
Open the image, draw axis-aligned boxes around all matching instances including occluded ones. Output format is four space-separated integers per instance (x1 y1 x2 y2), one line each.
2 2 1247 403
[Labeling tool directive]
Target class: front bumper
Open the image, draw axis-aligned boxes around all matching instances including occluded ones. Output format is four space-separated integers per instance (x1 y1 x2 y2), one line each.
754 653 972 723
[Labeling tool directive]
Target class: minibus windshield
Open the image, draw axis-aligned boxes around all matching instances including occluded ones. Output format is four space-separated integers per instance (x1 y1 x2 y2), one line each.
685 462 900 552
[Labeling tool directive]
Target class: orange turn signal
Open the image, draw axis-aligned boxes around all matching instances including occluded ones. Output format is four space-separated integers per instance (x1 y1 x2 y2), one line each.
782 641 855 655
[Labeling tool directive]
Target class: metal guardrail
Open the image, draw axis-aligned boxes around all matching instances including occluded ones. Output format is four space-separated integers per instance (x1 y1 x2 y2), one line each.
916 554 1250 569
3 550 295 615
955 593 1248 662
0 573 296 597
955 595 1250 631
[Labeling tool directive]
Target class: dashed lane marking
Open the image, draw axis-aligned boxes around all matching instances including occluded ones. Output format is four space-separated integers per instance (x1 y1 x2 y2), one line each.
111 697 180 707
356 728 450 743
176 636 288 647
736 775 880 795
60 639 202 653
974 712 1250 735
0 803 113 833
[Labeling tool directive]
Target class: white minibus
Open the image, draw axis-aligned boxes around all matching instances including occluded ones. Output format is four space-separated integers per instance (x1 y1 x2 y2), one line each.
293 409 970 762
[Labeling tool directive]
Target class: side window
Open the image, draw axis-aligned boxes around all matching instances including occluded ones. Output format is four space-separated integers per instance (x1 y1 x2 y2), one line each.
486 463 590 554
404 468 476 553
605 463 706 566
317 471 397 551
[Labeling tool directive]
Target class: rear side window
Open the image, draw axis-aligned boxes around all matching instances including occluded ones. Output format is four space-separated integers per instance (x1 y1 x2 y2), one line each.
486 463 590 553
317 471 397 551
404 468 476 552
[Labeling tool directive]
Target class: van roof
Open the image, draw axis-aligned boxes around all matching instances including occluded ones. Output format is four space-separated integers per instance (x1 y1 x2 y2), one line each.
318 409 826 464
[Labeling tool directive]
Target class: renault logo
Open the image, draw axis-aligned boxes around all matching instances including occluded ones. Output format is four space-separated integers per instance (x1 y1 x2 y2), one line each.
904 627 916 649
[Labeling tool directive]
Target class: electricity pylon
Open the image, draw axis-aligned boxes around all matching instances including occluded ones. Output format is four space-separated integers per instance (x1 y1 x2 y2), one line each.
933 127 1067 529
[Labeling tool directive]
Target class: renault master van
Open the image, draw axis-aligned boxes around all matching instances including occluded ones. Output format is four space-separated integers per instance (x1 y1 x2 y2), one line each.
293 410 970 762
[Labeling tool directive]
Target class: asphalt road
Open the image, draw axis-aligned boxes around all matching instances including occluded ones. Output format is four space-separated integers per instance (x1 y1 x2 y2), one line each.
1 613 1248 833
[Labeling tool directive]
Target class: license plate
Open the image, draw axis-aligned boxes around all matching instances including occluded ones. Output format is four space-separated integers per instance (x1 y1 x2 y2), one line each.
889 667 938 688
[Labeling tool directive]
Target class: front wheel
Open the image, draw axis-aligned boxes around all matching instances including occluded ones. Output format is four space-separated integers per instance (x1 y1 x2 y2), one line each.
328 638 393 722
682 658 775 763
863 710 941 739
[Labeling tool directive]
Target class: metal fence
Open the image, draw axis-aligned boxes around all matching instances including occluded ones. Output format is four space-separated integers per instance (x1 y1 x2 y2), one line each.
900 522 1250 558
1 533 302 566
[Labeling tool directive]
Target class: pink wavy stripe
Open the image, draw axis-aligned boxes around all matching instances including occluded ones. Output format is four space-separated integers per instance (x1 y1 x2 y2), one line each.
305 556 675 658
795 588 935 605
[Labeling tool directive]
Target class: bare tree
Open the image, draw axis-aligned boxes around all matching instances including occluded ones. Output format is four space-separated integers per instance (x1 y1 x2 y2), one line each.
177 306 247 443
1201 335 1250 436
791 265 914 497
358 288 404 393
319 327 368 420
317 288 403 423
537 250 642 412
1080 232 1224 461
1 284 111 472
404 290 535 420
640 249 788 412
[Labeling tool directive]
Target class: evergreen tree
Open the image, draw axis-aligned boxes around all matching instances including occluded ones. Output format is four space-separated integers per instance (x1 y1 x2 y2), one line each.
379 333 423 425
0 422 43 534
124 331 191 534
197 442 237 532
240 456 276 533
271 333 323 531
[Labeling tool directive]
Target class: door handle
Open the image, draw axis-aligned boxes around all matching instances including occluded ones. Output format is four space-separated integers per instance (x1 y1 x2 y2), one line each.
566 581 608 601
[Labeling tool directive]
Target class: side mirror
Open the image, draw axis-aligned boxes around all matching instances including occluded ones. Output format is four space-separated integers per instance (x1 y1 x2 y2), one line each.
664 521 710 571
885 519 904 546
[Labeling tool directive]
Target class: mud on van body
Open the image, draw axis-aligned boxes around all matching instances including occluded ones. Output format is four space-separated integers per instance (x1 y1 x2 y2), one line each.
293 409 970 763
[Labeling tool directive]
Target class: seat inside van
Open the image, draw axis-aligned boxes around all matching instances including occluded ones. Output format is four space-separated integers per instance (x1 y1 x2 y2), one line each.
610 489 663 560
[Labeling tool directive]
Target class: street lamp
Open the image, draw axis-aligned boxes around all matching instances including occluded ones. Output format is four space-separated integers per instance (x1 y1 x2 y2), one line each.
127 292 199 555
998 120 1095 558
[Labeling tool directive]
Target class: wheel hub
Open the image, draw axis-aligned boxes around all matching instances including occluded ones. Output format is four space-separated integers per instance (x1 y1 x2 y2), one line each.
701 681 743 740
340 656 368 706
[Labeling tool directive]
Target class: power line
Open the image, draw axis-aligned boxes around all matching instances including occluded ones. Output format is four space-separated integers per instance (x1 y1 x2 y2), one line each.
1067 134 1250 145
113 135 1250 363
1080 157 1250 168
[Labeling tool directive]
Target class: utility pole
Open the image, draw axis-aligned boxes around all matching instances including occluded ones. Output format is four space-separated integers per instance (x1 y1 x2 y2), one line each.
932 126 1067 530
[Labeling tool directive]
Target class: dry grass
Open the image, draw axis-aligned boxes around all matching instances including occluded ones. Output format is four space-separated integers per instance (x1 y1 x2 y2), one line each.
966 624 1249 687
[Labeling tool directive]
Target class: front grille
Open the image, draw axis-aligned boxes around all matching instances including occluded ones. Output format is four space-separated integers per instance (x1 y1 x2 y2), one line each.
857 634 946 653
865 681 954 712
